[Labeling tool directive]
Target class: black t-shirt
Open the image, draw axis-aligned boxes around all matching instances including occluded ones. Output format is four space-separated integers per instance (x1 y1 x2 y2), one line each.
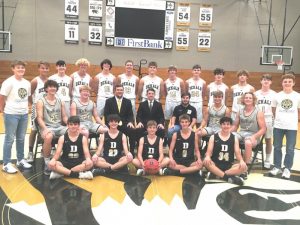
103 131 124 159
172 104 197 125
211 133 235 165
61 133 85 162
142 135 160 160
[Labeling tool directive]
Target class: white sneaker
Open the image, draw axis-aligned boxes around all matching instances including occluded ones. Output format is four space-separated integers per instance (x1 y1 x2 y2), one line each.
282 168 291 179
159 168 163 175
79 171 93 180
136 169 145 176
264 160 271 169
269 167 282 176
27 152 34 163
17 159 32 169
50 171 63 180
2 163 18 174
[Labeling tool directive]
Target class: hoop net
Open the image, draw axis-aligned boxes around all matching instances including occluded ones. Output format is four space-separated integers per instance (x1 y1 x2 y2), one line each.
275 60 284 70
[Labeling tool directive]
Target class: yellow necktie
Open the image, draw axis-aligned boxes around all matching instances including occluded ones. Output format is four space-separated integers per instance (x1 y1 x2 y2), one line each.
117 99 122 112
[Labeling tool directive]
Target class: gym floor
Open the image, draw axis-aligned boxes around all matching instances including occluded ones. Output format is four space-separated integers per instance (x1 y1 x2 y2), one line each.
0 118 300 225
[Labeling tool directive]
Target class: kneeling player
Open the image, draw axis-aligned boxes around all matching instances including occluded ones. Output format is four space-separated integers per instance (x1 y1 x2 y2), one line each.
163 114 202 175
132 120 170 175
203 117 247 185
48 116 93 179
92 114 133 174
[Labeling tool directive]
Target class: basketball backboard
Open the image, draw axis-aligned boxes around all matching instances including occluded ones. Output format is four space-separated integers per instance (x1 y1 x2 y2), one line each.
0 31 12 52
260 45 293 66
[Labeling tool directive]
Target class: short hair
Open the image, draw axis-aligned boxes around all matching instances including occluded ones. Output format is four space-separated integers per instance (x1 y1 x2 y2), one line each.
281 73 295 81
179 114 190 122
168 65 177 72
220 116 232 125
79 85 91 92
114 84 123 91
181 92 191 98
286 70 295 75
68 116 80 124
38 61 50 68
147 120 157 128
125 60 133 65
213 68 225 75
146 88 155 94
237 69 249 77
212 90 224 97
148 61 157 68
75 58 90 67
11 60 26 68
261 74 272 81
107 114 121 122
100 58 112 70
44 80 59 91
240 92 257 105
192 64 201 70
56 60 66 66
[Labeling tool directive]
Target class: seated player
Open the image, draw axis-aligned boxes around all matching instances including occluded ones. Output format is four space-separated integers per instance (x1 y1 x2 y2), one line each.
132 120 170 175
163 114 202 175
203 117 247 185
92 114 133 174
70 85 108 138
48 116 94 180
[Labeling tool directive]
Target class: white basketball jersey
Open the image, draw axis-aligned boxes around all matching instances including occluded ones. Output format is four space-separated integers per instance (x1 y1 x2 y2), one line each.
208 82 228 106
119 73 138 99
32 77 47 104
165 78 182 102
96 72 115 98
49 74 71 101
255 89 277 122
141 75 162 101
231 84 253 113
71 72 91 98
187 78 204 103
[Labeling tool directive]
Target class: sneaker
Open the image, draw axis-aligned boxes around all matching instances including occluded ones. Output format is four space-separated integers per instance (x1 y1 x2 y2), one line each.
228 176 244 185
136 169 145 176
269 167 282 176
2 163 18 174
27 152 34 163
240 172 248 180
44 164 51 176
49 171 63 180
92 168 107 176
17 159 32 169
162 168 178 176
264 160 271 169
282 168 291 179
79 171 93 179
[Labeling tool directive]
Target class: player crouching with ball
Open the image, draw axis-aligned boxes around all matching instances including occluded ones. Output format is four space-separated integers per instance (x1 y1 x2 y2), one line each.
132 120 170 175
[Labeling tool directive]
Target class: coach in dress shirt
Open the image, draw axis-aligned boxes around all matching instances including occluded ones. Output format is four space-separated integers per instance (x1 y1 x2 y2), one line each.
136 88 165 141
104 84 136 155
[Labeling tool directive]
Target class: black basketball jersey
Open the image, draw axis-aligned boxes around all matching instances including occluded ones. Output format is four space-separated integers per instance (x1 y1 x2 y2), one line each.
211 133 235 165
61 133 85 161
103 131 124 159
142 135 160 160
174 131 195 160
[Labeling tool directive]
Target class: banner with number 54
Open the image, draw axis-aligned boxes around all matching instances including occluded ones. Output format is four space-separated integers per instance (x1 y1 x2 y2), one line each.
176 3 190 26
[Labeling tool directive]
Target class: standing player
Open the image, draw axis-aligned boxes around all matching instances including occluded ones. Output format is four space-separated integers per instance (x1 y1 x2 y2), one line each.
27 61 49 162
138 61 164 102
163 65 184 138
185 64 206 124
207 68 229 106
91 59 116 117
70 58 91 100
48 116 93 180
230 70 255 121
254 74 276 168
117 60 139 117
49 60 72 117
92 114 133 174
133 120 170 175
203 117 247 185
163 114 202 175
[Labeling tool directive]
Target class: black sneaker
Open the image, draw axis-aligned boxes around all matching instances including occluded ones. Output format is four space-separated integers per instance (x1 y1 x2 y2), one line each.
162 168 178 176
228 175 244 185
240 172 248 180
92 168 107 176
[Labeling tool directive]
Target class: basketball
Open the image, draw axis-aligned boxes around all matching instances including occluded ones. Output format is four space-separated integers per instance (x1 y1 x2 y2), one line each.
144 159 160 175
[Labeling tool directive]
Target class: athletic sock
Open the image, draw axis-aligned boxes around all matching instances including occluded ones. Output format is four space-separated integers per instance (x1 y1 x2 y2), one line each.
266 154 271 162
70 171 79 178
44 157 50 165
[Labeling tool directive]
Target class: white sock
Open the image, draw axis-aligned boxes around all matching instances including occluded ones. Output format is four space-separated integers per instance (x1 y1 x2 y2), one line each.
266 154 271 162
44 157 50 165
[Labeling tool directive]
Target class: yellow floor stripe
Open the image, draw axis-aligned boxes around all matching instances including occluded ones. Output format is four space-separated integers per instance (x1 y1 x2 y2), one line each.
0 169 45 205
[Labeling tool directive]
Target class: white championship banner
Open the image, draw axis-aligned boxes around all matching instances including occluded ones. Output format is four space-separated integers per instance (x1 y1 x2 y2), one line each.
199 4 213 27
198 30 211 51
176 28 189 51
176 3 190 26
65 0 79 19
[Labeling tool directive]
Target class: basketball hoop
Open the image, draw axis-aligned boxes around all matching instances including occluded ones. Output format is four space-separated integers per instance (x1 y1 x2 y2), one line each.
275 60 284 70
